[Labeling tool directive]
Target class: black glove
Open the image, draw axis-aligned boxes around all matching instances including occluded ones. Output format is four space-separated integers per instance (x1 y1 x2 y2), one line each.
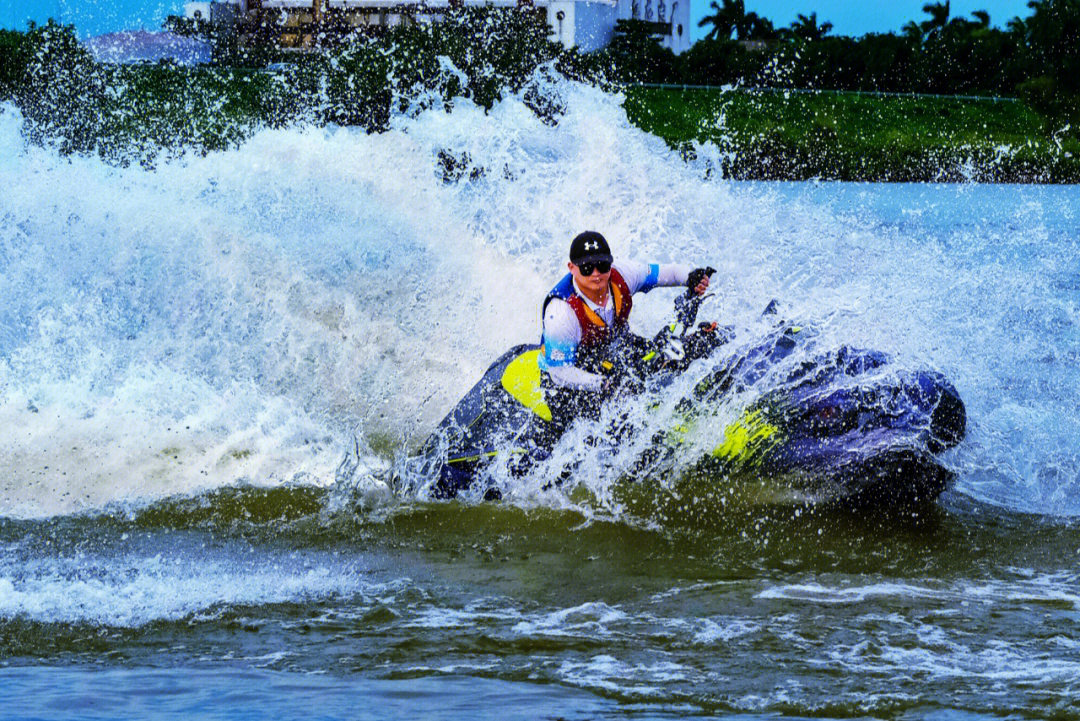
601 369 644 397
686 266 716 295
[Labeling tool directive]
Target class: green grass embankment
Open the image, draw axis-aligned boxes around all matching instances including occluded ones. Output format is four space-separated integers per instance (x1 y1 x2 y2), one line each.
624 86 1080 182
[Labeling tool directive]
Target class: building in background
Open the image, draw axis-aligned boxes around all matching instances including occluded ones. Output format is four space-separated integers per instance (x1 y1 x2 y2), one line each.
545 0 690 52
182 0 691 54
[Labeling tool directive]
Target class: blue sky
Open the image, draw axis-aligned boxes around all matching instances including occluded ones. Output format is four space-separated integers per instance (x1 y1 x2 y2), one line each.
691 0 1032 43
5 0 1033 40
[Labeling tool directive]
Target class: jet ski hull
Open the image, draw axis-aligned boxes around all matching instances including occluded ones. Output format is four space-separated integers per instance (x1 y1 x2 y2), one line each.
417 320 965 509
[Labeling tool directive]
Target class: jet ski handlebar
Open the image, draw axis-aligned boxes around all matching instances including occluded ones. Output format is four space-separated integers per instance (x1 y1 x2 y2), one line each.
676 266 716 329
602 268 727 394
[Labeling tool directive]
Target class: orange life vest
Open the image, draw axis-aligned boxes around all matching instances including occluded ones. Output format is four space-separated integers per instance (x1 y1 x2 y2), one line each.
541 268 633 354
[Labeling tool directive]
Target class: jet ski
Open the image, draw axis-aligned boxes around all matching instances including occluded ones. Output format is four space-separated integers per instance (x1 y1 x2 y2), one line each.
412 293 966 509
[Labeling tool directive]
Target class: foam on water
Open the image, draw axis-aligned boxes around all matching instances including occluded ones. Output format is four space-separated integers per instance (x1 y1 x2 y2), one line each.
0 539 403 627
509 600 628 637
755 581 952 604
2 74 1079 519
756 571 1080 609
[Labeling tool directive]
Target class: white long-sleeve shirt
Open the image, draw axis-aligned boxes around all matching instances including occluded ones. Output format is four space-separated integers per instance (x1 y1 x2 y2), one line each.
539 260 692 390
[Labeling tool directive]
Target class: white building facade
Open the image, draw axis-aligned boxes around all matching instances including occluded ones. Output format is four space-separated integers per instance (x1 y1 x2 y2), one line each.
185 0 692 54
546 0 691 54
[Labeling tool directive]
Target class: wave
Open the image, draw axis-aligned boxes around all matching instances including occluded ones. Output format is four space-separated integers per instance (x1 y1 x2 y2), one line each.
2 75 1079 519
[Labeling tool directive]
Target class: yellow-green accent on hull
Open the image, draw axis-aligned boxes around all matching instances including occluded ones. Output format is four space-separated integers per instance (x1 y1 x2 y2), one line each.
712 409 779 463
448 448 528 465
500 349 553 422
448 450 500 464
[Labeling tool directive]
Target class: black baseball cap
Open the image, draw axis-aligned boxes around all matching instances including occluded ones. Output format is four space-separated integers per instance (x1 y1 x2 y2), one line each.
569 231 613 265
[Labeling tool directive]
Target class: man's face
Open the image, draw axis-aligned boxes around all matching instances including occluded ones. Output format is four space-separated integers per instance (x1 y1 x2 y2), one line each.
569 260 611 295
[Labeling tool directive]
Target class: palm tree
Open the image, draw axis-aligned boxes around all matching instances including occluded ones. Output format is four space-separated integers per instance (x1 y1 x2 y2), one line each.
1021 0 1080 93
1006 13 1027 38
741 11 774 40
971 9 991 27
901 19 924 41
919 1 951 35
696 0 745 41
789 12 833 41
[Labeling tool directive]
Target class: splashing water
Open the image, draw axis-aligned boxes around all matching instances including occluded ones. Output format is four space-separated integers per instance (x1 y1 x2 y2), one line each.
1 75 1078 521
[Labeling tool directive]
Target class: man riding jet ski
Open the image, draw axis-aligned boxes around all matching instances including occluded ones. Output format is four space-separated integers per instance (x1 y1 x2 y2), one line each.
536 230 714 446
413 232 966 508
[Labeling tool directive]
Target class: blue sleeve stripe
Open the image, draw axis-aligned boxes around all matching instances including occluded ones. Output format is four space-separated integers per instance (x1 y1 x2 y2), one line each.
639 263 660 293
539 335 577 369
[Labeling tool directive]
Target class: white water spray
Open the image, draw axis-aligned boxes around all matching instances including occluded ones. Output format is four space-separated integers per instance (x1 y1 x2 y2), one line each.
1 77 1078 518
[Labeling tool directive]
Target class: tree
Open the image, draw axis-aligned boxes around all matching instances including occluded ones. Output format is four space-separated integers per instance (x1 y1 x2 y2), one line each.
0 28 26 99
920 1 951 36
901 20 924 41
1021 0 1080 96
13 21 110 155
743 13 776 41
789 12 833 41
696 0 772 41
697 0 742 42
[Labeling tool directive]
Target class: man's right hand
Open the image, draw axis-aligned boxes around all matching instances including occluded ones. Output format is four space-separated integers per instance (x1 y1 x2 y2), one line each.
602 371 644 398
687 267 716 296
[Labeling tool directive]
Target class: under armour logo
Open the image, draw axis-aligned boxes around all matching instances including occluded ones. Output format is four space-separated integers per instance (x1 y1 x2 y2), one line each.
584 240 599 251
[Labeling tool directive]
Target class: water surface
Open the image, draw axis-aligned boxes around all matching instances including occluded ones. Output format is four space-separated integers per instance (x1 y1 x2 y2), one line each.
1 84 1078 718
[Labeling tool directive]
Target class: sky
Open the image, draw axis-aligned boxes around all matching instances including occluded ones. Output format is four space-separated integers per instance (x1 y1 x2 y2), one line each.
4 0 1033 41
691 0 1032 43
691 0 1028 43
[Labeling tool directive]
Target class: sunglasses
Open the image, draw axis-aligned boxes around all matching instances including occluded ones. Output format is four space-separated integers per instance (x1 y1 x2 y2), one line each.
577 260 611 276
